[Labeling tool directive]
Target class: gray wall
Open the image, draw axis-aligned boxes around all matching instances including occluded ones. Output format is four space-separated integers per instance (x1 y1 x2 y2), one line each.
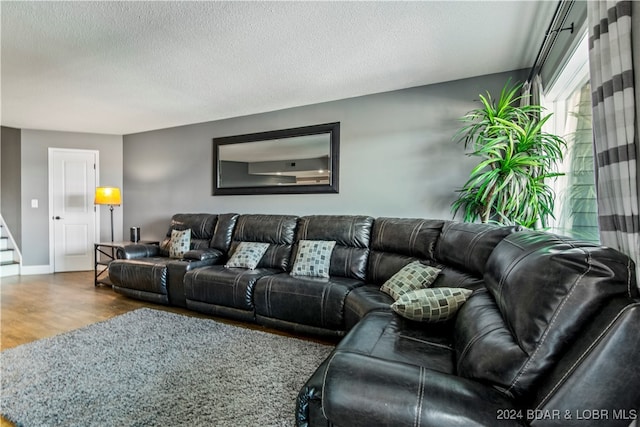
20 130 123 267
123 69 527 241
1 126 22 247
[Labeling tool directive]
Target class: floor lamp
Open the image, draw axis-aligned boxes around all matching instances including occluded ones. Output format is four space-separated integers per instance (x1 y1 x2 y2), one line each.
94 187 121 242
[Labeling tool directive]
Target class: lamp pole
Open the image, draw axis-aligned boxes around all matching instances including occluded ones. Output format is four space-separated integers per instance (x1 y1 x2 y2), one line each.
109 205 115 242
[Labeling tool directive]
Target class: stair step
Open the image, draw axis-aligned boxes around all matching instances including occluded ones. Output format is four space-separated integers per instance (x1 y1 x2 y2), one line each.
1 250 14 263
0 261 20 278
0 237 7 250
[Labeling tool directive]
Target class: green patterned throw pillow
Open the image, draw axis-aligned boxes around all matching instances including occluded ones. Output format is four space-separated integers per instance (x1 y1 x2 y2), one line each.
291 240 337 278
225 241 270 269
169 229 191 259
380 261 441 300
391 287 473 322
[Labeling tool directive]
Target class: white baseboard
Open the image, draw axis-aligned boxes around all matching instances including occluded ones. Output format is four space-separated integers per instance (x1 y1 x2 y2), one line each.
20 265 53 275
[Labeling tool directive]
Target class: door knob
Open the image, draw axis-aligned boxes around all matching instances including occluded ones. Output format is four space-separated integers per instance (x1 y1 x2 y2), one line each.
53 216 63 220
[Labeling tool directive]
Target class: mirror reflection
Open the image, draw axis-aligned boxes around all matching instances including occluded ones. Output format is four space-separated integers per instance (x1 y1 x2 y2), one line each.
219 134 331 188
213 122 339 195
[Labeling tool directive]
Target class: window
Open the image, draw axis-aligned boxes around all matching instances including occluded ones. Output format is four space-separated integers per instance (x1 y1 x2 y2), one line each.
543 32 599 243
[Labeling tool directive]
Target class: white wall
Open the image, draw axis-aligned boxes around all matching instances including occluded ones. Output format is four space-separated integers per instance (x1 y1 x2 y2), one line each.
20 129 123 267
123 70 527 241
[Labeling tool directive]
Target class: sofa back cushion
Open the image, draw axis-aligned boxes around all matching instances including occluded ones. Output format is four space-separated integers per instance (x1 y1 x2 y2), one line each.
454 231 638 400
366 218 445 285
230 214 298 271
434 221 521 276
211 213 239 253
293 215 373 280
159 213 219 256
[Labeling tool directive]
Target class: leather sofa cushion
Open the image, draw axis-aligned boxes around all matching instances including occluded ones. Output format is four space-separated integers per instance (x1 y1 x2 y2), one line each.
321 310 524 427
294 215 373 281
367 252 420 285
211 213 239 253
165 258 221 307
371 217 445 261
297 215 372 247
322 351 525 427
366 218 445 285
116 243 160 259
231 214 298 271
455 232 638 400
338 311 455 373
184 265 281 311
253 273 364 331
344 285 393 331
109 257 170 294
435 221 520 276
431 266 484 290
454 289 527 389
183 248 224 261
159 213 219 256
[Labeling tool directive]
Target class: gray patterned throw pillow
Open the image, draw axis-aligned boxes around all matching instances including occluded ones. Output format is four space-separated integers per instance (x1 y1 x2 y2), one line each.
380 261 441 300
225 242 270 269
391 287 473 322
291 240 337 278
169 229 191 259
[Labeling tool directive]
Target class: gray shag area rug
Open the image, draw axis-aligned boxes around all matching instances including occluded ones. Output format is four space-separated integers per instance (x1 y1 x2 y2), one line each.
0 308 333 426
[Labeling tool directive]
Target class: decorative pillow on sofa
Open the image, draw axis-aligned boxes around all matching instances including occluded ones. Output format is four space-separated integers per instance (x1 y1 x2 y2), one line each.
291 240 337 278
391 287 473 322
169 229 191 259
380 261 441 300
225 241 270 269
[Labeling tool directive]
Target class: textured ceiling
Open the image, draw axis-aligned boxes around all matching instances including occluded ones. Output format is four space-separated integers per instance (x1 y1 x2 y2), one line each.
1 1 556 135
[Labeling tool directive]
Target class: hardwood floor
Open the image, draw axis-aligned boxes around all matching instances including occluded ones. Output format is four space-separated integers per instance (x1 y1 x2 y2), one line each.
2 272 191 350
0 271 336 426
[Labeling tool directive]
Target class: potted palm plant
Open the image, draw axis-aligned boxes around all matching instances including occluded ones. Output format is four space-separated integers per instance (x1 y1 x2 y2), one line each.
452 81 566 229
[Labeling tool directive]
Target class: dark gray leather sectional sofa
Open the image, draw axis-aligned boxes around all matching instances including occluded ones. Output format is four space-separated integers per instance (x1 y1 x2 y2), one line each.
109 213 640 426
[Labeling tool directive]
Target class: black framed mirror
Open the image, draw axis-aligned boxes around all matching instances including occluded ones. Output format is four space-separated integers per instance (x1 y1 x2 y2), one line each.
212 122 340 195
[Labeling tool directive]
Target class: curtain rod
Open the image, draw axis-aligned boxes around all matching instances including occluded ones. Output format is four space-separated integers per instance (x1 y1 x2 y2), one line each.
527 0 575 83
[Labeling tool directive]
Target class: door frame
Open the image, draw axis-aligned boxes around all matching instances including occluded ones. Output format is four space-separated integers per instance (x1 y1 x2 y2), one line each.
48 147 100 273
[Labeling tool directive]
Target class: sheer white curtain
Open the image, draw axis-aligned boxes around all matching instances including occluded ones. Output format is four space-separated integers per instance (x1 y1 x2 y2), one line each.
547 87 582 235
588 0 639 282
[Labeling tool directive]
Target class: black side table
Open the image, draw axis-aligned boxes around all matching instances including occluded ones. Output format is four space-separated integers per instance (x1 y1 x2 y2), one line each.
94 241 159 287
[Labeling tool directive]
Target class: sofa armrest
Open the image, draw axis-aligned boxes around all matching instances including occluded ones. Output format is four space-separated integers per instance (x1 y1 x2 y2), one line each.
184 248 224 262
117 244 160 259
297 353 333 427
323 351 526 427
164 258 223 307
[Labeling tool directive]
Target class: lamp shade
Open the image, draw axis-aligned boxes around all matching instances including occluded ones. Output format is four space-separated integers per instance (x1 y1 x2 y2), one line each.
94 187 121 206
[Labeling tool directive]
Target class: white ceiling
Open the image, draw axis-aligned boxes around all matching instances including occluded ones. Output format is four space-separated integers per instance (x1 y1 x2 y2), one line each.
1 1 556 136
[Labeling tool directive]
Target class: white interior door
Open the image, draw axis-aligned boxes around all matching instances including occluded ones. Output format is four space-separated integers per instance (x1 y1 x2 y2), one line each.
51 149 98 272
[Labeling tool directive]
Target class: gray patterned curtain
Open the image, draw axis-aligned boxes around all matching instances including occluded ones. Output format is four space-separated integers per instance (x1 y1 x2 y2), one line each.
588 0 639 283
